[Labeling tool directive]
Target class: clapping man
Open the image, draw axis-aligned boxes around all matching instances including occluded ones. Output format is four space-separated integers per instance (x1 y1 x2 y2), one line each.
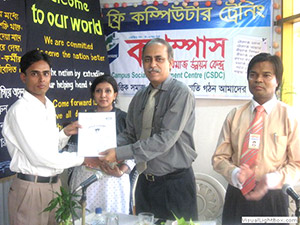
212 53 300 224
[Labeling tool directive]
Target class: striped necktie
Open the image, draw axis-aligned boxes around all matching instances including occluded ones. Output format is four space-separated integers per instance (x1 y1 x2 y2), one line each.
240 105 265 195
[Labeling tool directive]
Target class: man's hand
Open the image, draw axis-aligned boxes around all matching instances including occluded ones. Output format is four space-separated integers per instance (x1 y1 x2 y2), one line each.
238 164 255 184
83 157 101 168
64 121 81 136
98 161 124 177
244 175 268 201
99 148 117 163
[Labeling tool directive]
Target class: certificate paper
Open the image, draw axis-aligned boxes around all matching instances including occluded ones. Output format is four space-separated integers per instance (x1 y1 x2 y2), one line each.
78 112 116 156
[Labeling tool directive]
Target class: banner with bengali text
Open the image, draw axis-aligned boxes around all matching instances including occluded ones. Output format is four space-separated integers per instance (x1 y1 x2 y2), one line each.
103 0 272 99
0 0 27 179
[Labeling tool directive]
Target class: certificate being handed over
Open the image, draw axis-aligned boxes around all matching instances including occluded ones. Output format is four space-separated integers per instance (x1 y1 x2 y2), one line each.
77 112 116 157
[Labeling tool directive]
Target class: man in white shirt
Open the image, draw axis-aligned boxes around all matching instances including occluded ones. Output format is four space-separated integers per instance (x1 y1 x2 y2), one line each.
2 50 99 225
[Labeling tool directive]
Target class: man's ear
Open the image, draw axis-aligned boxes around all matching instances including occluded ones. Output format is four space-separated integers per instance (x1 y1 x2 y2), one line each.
20 73 26 84
169 59 174 71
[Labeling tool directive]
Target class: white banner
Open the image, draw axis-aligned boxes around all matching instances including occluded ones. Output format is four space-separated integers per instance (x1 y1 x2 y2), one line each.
103 0 272 99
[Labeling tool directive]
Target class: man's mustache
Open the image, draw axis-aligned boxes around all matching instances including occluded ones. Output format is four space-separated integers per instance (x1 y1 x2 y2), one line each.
147 68 161 73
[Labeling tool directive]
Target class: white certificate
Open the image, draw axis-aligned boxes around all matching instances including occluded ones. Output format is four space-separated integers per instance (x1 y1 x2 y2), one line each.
77 112 116 157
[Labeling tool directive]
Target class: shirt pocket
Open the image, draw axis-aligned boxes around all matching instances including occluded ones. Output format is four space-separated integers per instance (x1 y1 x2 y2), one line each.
274 134 287 159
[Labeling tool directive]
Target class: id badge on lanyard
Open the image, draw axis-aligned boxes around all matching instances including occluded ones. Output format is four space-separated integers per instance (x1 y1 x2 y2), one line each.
248 134 261 149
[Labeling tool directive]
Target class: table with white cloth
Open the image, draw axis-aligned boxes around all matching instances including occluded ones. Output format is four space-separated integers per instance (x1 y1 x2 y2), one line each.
75 213 217 225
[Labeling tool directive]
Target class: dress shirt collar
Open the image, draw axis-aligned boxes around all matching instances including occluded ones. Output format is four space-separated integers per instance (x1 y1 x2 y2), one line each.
23 90 52 108
251 95 278 115
147 75 173 92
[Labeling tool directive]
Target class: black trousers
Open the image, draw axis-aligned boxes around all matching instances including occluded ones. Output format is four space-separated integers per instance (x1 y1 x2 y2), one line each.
135 167 198 221
223 184 289 225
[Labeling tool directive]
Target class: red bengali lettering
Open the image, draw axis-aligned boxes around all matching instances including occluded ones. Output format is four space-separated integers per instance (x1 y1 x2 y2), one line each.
210 60 225 71
125 39 151 67
125 35 228 66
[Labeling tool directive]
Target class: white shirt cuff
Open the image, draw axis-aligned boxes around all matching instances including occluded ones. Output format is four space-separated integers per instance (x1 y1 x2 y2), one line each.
266 172 281 189
60 128 69 138
59 128 71 149
232 167 243 189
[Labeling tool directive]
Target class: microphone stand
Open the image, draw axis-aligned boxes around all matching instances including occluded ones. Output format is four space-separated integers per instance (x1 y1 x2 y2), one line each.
295 199 300 225
80 187 88 225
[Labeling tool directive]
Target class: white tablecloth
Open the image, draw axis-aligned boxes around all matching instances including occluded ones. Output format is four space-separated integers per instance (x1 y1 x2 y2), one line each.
75 213 217 225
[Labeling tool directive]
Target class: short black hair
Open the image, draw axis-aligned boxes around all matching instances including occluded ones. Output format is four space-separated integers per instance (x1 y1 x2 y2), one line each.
20 49 51 74
90 74 118 99
142 38 174 61
247 53 283 91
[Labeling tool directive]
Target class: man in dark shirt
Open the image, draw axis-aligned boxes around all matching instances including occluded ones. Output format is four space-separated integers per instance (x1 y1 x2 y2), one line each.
100 38 198 220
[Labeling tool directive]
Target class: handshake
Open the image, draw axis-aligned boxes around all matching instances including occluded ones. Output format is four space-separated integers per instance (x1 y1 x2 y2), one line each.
83 148 125 177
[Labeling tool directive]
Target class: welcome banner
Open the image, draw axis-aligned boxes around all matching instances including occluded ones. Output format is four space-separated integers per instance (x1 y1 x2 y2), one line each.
25 0 110 129
103 0 272 99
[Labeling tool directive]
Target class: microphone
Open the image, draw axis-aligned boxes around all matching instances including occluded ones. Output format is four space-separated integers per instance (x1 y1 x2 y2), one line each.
74 171 104 193
282 184 300 202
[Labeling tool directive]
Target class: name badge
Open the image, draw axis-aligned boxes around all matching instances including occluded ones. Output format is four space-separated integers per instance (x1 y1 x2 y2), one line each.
248 134 260 149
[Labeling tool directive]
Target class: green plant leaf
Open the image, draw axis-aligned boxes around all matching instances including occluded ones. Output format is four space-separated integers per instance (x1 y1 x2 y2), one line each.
171 211 194 225
43 186 80 224
189 218 196 225
177 217 188 225
43 198 59 212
